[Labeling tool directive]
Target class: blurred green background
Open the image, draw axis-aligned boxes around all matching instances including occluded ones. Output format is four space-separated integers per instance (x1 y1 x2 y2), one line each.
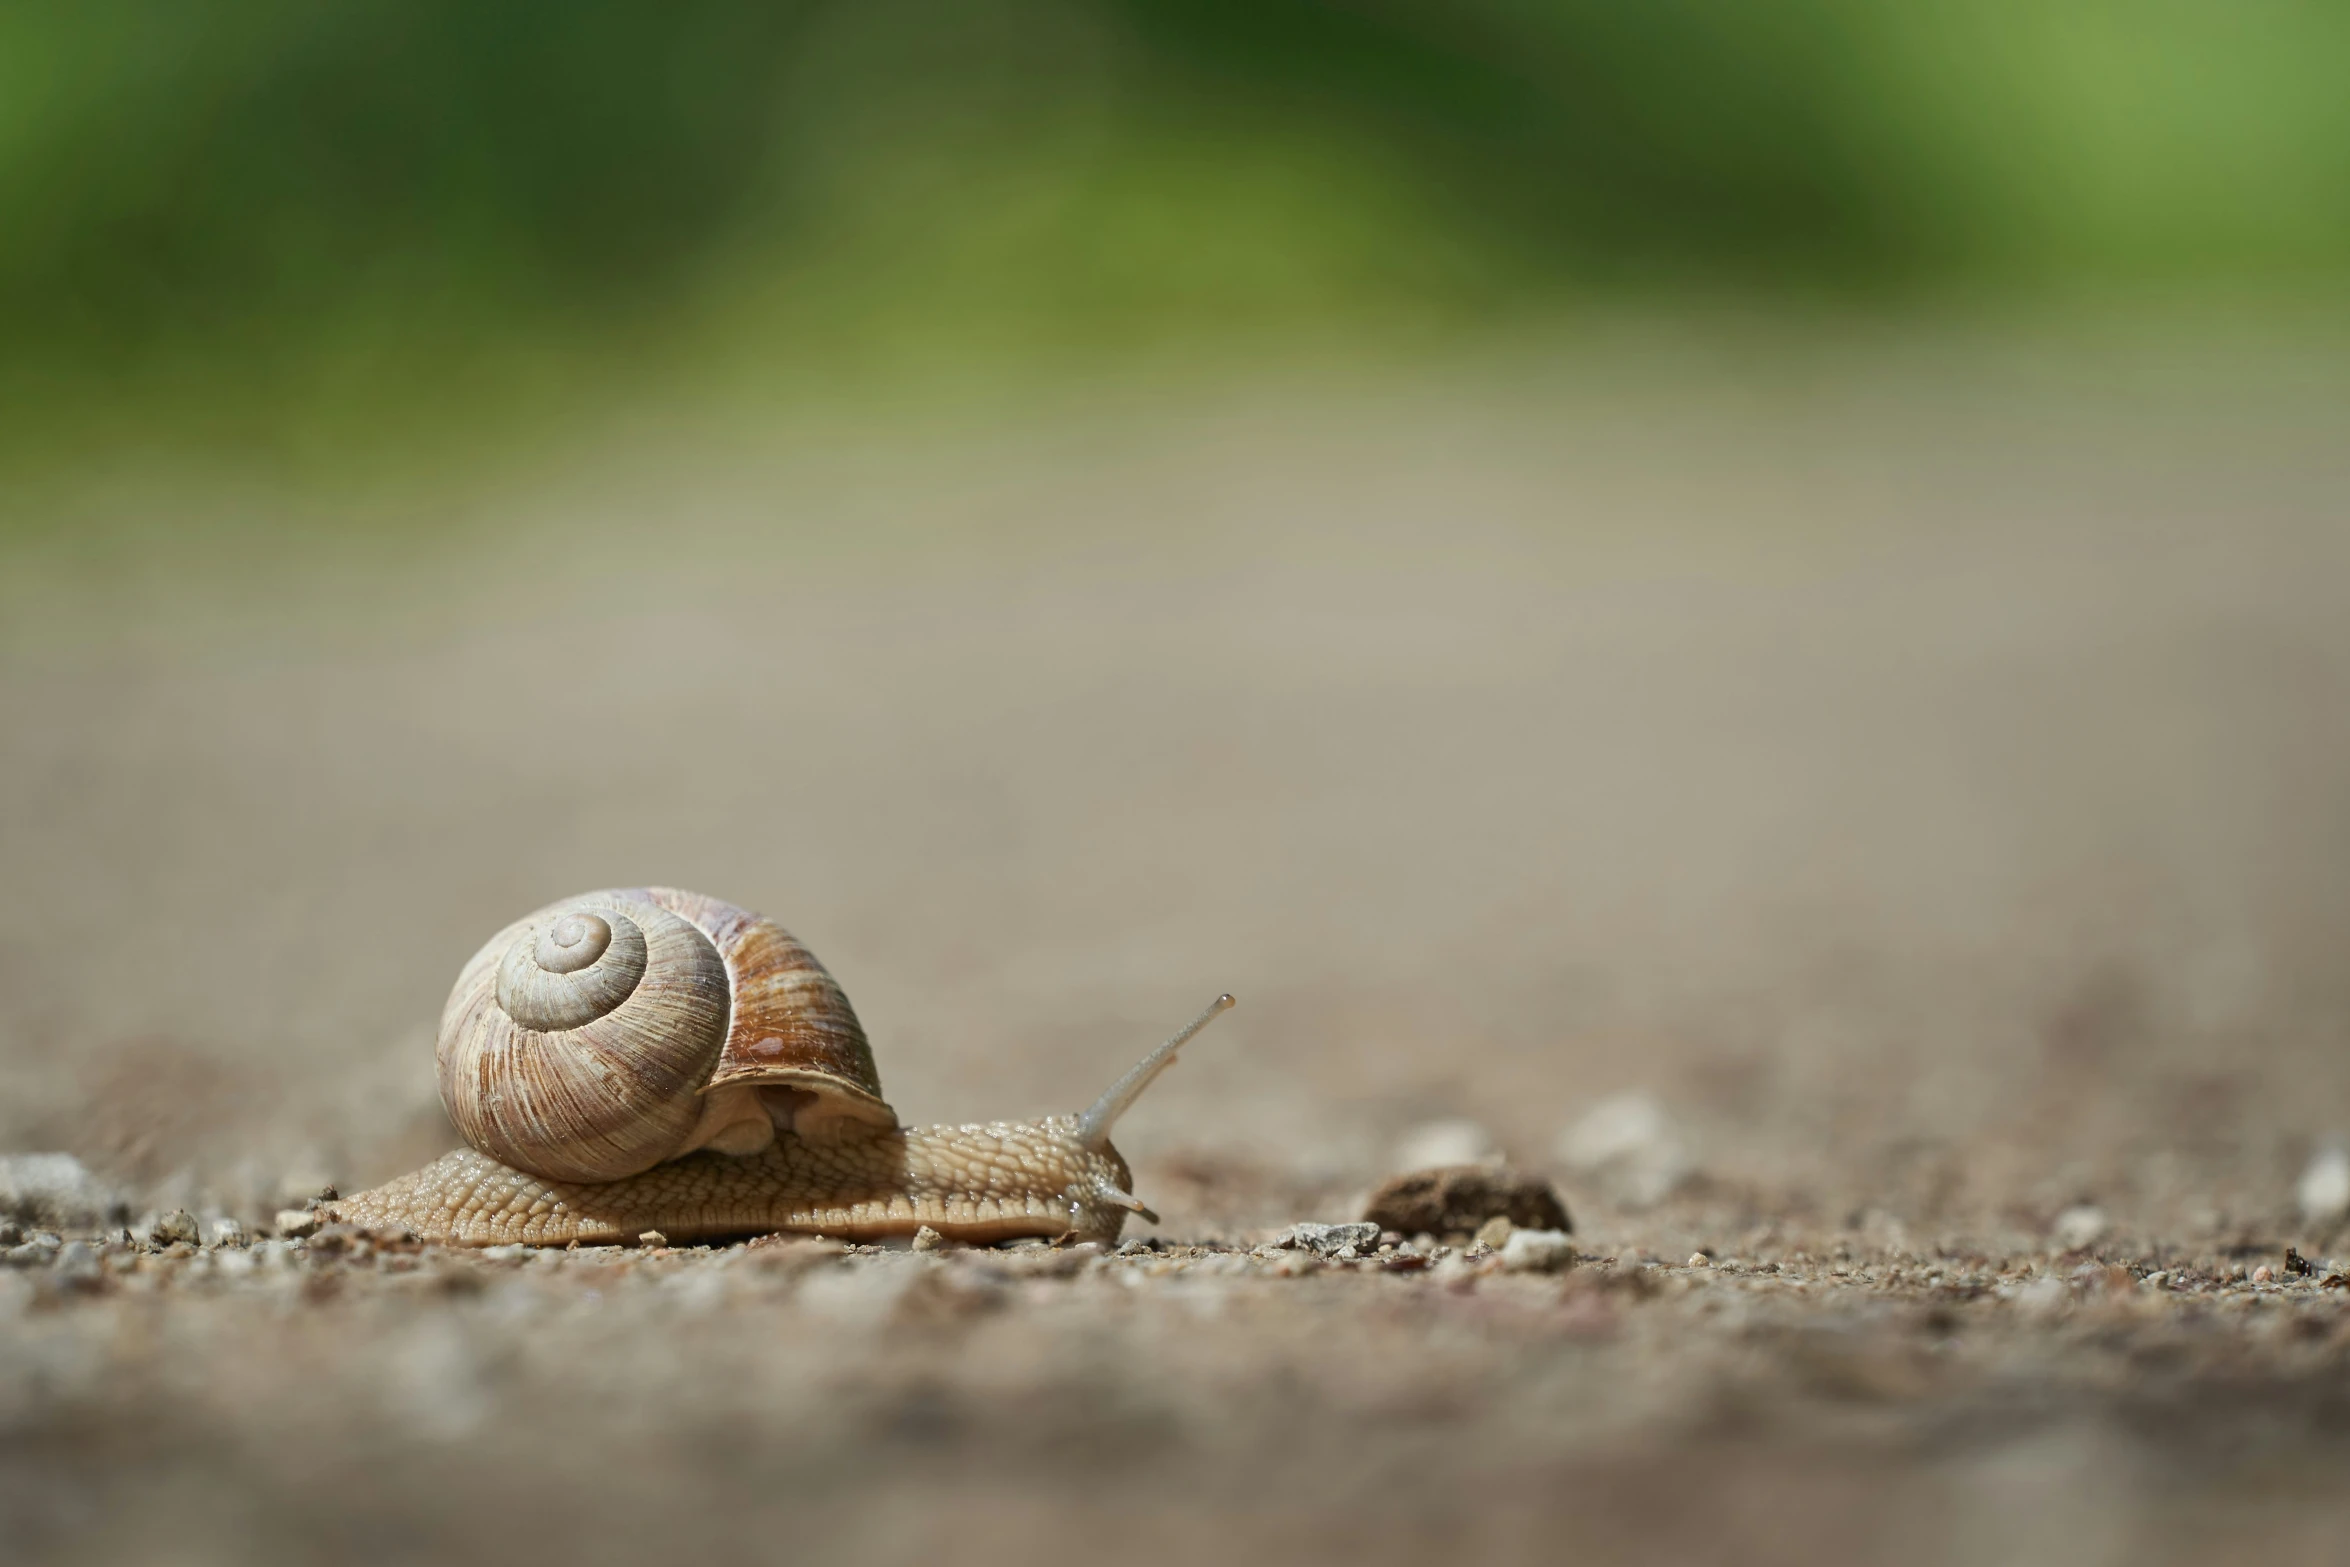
5 0 2346 494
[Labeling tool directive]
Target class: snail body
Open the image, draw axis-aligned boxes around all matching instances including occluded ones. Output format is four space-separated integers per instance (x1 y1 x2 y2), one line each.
333 887 1230 1247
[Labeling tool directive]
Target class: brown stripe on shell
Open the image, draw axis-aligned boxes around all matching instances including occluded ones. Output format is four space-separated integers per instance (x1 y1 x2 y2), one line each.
639 886 895 1133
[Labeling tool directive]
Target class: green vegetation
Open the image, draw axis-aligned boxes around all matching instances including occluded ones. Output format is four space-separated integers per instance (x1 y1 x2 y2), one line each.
3 1 2346 471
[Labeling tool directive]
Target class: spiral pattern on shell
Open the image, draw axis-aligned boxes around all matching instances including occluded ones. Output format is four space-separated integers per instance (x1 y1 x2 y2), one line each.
435 888 895 1184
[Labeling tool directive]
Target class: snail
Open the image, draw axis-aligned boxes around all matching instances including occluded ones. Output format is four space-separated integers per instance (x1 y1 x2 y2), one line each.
329 887 1233 1247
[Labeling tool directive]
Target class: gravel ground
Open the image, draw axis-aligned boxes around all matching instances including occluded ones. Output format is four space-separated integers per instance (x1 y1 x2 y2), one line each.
2 1219 2345 1565
4 340 2348 1563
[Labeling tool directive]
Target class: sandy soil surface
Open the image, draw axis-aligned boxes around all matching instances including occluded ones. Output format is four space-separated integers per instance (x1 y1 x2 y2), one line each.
4 341 2348 1563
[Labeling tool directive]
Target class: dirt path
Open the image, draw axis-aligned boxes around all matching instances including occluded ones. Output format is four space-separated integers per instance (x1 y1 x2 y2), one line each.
4 347 2348 1562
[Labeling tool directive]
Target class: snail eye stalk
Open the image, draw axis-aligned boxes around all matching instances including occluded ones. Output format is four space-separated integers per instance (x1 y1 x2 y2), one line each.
1075 993 1235 1152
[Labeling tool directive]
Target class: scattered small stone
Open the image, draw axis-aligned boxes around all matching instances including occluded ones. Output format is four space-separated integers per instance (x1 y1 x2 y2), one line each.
274 1209 321 1240
2283 1247 2315 1278
1115 1237 1154 1256
149 1210 202 1248
1363 1166 1571 1239
1500 1229 1576 1273
6 1240 58 1267
208 1218 248 1248
1554 1093 1692 1209
637 1231 669 1248
2051 1205 2108 1252
2297 1142 2350 1227
1688 1252 1711 1268
1474 1216 1515 1250
2251 1265 2275 1284
909 1226 944 1252
1277 1222 1382 1258
1391 1118 1503 1172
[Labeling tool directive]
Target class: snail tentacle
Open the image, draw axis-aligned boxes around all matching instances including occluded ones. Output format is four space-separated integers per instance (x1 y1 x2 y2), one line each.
1075 992 1235 1151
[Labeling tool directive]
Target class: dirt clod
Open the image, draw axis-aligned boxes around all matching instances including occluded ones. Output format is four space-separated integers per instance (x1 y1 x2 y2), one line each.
1363 1166 1571 1240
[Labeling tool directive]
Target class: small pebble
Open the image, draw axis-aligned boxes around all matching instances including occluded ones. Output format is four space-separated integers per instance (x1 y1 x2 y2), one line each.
2050 1205 2108 1252
637 1231 669 1248
2252 1265 2274 1284
2012 1276 2069 1318
1688 1253 1711 1268
1278 1222 1382 1258
208 1218 248 1249
274 1210 321 1240
909 1226 944 1252
1474 1216 1515 1250
1500 1229 1576 1274
150 1210 202 1248
2298 1142 2350 1226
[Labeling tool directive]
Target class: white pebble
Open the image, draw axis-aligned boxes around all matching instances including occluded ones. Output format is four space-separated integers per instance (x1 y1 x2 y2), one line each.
2050 1205 2108 1252
2011 1276 2069 1318
1499 1228 1576 1274
2298 1142 2350 1226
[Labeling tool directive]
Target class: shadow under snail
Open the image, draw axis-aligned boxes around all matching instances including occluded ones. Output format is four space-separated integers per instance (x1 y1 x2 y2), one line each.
330 887 1233 1247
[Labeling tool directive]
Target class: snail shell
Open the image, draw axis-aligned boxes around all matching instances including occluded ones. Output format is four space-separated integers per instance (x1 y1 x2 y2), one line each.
436 887 893 1183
